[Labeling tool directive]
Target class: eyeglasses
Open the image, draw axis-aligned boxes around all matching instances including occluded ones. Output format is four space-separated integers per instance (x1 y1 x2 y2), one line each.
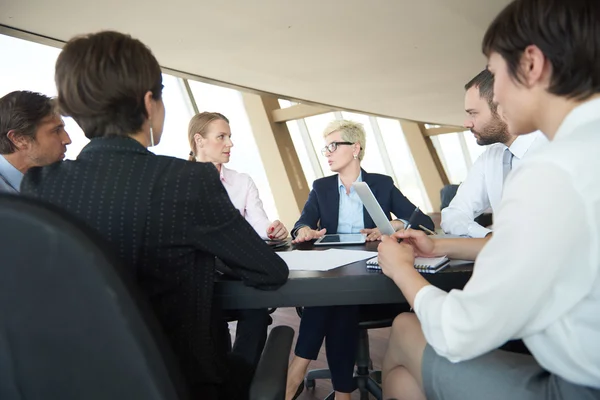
321 141 355 156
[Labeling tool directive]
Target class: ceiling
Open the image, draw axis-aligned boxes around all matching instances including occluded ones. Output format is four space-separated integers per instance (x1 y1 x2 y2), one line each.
0 0 510 126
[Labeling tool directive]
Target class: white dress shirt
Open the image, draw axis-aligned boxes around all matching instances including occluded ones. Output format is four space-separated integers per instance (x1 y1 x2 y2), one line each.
220 165 271 239
441 131 548 238
415 98 600 388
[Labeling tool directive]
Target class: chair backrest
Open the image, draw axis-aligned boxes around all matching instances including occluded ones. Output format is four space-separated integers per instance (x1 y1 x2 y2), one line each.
0 194 188 400
440 184 460 210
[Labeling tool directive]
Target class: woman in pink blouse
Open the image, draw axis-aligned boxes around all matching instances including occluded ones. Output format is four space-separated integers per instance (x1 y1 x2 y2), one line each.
187 111 288 371
188 112 288 240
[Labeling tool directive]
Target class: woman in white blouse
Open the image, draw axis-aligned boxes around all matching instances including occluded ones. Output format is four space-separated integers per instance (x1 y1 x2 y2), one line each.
188 112 288 240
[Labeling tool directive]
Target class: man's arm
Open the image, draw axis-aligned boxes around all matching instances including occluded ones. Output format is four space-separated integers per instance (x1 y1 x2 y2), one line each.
429 236 489 261
441 154 492 238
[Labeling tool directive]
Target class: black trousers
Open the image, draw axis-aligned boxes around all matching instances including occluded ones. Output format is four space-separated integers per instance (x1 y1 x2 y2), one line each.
224 308 272 371
295 303 409 393
193 316 262 400
195 352 255 400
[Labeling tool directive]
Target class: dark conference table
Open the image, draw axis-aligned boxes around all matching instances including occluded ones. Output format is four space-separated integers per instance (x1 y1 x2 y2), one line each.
215 241 473 310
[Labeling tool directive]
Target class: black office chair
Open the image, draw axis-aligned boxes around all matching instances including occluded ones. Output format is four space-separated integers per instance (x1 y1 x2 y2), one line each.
440 183 460 210
0 194 293 400
296 307 401 400
440 183 493 227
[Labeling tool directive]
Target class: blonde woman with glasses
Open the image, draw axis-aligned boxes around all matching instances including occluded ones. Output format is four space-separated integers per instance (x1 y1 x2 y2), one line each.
286 119 434 400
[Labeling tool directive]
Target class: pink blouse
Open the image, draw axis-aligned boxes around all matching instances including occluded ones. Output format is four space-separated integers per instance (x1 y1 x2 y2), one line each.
220 165 271 239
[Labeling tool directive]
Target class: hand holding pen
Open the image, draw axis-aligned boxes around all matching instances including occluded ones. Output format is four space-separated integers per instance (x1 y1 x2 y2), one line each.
397 206 420 243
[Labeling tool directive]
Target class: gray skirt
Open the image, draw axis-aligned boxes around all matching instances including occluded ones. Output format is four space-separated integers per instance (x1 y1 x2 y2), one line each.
421 344 600 400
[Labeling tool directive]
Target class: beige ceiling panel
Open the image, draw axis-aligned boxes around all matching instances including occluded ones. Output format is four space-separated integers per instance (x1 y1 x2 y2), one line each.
0 0 510 125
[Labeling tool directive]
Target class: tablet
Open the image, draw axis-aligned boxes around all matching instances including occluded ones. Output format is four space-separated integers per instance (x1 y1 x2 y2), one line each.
352 182 396 235
314 233 366 246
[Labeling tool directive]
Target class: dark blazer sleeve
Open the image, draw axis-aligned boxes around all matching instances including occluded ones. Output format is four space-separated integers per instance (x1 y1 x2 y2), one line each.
187 163 289 290
389 179 435 231
292 184 321 238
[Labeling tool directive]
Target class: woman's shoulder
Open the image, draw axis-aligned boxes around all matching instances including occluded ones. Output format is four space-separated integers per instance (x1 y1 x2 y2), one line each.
153 156 224 186
221 166 254 185
363 171 394 186
311 174 337 190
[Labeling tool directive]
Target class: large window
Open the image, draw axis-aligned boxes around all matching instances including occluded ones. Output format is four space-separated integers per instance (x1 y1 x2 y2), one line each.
281 107 433 212
149 74 195 159
303 112 339 176
341 112 387 175
376 117 431 211
2 32 487 218
431 132 469 184
286 120 319 186
0 33 278 221
0 34 88 160
432 131 488 184
462 131 486 163
188 81 278 220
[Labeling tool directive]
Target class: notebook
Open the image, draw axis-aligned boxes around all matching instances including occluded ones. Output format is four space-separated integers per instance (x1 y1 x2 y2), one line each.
366 255 450 274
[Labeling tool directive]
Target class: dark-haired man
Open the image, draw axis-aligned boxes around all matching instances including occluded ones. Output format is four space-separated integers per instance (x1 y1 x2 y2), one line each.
378 0 600 399
0 90 71 193
441 69 547 237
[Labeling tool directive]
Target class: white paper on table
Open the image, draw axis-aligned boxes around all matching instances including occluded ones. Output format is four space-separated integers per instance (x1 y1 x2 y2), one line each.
276 249 377 271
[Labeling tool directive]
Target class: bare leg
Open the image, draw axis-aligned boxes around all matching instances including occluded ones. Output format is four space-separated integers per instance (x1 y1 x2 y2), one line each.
334 391 351 400
384 366 425 400
382 313 428 400
285 355 311 400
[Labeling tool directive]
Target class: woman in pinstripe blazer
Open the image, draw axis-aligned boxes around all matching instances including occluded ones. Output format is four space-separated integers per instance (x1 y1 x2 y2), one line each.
21 31 289 400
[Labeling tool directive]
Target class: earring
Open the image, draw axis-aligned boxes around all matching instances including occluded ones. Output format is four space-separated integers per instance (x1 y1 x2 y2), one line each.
149 121 155 147
353 154 358 160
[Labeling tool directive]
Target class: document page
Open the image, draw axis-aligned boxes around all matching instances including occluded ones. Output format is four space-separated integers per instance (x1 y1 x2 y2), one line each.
277 249 376 271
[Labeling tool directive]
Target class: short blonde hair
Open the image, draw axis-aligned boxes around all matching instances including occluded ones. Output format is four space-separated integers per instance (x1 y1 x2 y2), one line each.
323 119 366 161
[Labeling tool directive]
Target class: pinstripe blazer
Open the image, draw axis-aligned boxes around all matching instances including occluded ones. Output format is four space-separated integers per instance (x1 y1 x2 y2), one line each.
21 136 289 397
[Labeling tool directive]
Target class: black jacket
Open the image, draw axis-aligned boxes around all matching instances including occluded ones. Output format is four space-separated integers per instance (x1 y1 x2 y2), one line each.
293 169 434 235
21 136 289 397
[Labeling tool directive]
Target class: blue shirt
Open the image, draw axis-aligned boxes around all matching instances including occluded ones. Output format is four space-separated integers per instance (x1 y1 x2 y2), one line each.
337 173 364 234
0 155 23 194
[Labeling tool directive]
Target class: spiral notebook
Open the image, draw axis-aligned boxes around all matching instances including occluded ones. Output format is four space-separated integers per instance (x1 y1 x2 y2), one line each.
366 255 450 274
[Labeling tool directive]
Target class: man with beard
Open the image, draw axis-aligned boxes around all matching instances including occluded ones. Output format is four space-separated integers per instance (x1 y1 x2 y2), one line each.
441 69 547 237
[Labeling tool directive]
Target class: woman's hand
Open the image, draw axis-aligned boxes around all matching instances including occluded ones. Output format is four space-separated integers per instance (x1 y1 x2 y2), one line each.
377 235 416 281
267 220 288 240
292 226 326 244
360 227 383 241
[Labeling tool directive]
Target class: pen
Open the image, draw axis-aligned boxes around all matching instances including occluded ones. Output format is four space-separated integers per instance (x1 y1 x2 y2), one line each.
418 224 436 235
398 206 420 243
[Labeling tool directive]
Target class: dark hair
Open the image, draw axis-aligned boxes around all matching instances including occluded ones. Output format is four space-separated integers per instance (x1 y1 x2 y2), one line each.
55 31 163 139
482 0 600 101
464 69 497 114
0 91 55 154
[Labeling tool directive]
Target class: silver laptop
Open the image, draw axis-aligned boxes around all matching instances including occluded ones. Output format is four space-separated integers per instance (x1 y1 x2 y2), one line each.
352 182 396 235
